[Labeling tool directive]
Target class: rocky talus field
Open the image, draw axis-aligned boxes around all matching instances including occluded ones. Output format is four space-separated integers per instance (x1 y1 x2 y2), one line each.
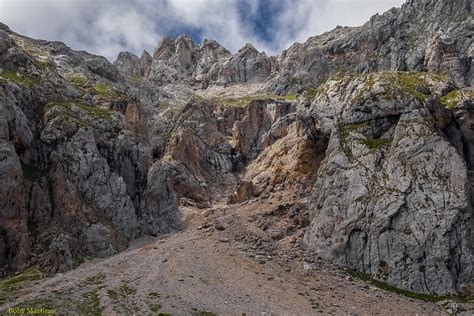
0 0 473 314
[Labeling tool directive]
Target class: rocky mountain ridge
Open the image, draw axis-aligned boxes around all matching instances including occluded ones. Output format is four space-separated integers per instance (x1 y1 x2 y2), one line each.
114 0 472 94
0 0 472 303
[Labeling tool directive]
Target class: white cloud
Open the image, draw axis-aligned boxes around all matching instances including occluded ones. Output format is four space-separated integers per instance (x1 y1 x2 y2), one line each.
0 0 405 60
0 0 165 59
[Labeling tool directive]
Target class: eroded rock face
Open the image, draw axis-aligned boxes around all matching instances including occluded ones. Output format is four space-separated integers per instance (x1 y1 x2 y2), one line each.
143 35 232 85
152 99 297 207
302 73 473 295
0 28 179 273
265 0 472 93
243 113 328 196
112 0 471 94
0 115 30 273
115 36 274 88
114 50 152 79
211 44 273 86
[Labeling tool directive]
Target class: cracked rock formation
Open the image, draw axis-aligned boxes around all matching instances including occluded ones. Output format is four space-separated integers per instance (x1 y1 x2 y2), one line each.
301 72 473 295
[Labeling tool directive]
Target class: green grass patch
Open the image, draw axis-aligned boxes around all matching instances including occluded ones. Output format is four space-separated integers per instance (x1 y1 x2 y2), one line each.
150 304 162 313
339 122 368 140
106 283 137 302
346 269 474 303
45 100 112 127
148 292 161 298
361 138 392 149
338 122 368 160
193 311 217 316
11 298 57 313
77 290 103 316
35 60 52 71
383 72 440 102
66 74 89 88
0 266 43 290
106 285 138 314
284 93 297 101
440 89 474 110
391 72 431 101
212 94 296 107
338 122 392 159
118 283 136 296
0 266 44 304
129 75 143 85
440 90 460 109
85 273 106 286
93 83 120 98
106 289 120 300
350 71 448 104
304 87 320 100
48 100 111 119
0 70 40 88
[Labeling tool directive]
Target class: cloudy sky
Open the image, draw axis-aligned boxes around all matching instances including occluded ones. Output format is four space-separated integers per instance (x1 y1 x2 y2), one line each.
0 0 404 60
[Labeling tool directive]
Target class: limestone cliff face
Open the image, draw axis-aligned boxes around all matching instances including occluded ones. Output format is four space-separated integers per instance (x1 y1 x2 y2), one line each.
114 0 471 94
0 0 473 297
150 98 296 208
265 0 473 93
115 35 274 88
143 35 233 86
0 24 172 274
300 72 473 295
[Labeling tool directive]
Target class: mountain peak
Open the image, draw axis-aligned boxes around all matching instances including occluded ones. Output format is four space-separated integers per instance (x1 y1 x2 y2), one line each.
141 50 151 59
401 0 472 15
235 43 261 56
175 34 195 44
0 22 10 32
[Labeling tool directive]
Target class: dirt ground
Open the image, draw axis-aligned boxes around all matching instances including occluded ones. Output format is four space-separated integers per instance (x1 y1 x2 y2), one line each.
1 192 471 315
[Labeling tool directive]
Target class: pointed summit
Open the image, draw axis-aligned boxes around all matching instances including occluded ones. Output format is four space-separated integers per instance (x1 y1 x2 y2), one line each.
153 37 175 60
141 50 152 60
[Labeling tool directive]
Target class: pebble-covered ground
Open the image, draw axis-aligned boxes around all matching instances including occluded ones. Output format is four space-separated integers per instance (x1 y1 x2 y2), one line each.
1 192 470 315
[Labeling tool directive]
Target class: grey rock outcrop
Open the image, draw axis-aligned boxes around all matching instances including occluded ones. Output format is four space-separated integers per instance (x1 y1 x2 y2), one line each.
208 44 273 86
114 50 153 79
0 114 30 273
115 36 274 88
302 72 473 295
265 0 472 93
144 35 232 85
112 0 471 94
0 27 180 273
151 98 295 207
